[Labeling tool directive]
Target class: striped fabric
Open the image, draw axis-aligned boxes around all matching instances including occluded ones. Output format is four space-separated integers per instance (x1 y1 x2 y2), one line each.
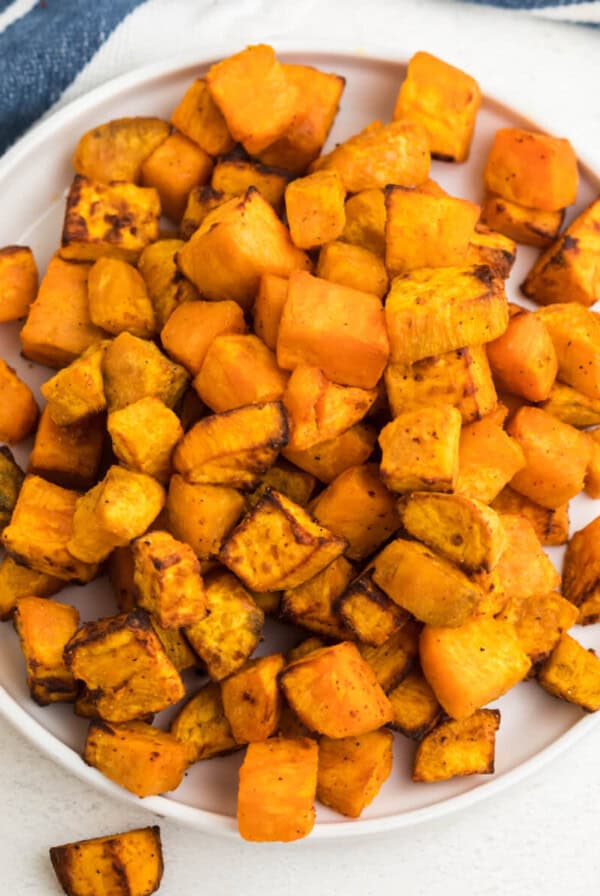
466 0 600 21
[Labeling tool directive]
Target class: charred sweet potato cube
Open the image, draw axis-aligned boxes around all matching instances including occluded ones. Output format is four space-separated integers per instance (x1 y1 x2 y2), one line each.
341 188 386 256
221 653 285 743
220 488 347 591
281 556 354 638
385 187 479 276
491 486 568 547
317 240 388 299
456 415 525 504
207 45 301 155
247 460 315 509
2 476 97 582
507 406 591 509
194 333 288 413
41 341 108 426
373 538 481 627
282 422 377 484
311 119 430 192
211 156 291 210
138 238 199 329
494 514 560 600
88 256 155 338
140 132 213 222
413 709 500 782
68 466 165 564
29 407 104 491
171 78 234 156
0 447 23 533
500 592 578 669
562 516 600 610
311 463 399 561
256 63 344 173
385 264 508 365
278 271 389 390
379 405 461 494
522 198 600 308
536 304 600 400
420 616 530 719
65 609 184 721
484 128 578 211
317 729 393 818
50 826 163 896
253 274 288 350
84 719 189 796
174 401 288 490
388 667 442 740
167 476 244 559
238 737 318 842
0 358 38 443
102 331 189 412
150 618 197 672
161 299 245 375
487 309 557 402
20 256 104 368
538 633 600 711
180 185 227 239
280 641 392 736
542 383 600 428
0 555 63 621
170 682 238 762
285 171 346 250
466 225 516 279
73 116 170 183
480 195 564 248
385 346 497 424
0 245 38 322
357 620 421 692
337 569 408 646
394 51 481 162
108 397 183 482
60 176 161 263
184 570 263 680
132 530 207 629
14 596 79 704
178 188 310 310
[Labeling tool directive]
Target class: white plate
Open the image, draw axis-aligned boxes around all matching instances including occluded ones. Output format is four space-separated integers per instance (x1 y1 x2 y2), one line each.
0 46 599 840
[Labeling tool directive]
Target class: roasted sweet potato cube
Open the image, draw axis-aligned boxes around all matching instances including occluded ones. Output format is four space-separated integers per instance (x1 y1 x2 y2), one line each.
285 171 345 250
247 460 315 509
138 238 199 329
278 271 389 390
65 609 184 721
311 463 399 561
150 618 197 672
178 188 310 310
256 63 344 173
14 596 79 704
486 309 558 402
0 245 37 322
456 415 525 504
68 466 166 564
2 476 97 582
466 225 516 279
373 538 481 628
562 516 600 610
536 304 600 399
542 383 600 428
311 119 430 192
84 719 189 797
280 641 392 737
211 156 291 209
221 653 285 743
180 185 227 239
394 51 481 162
385 264 508 365
73 116 170 183
484 128 578 211
0 358 38 443
500 592 578 669
282 422 377 484
102 332 189 412
41 341 108 426
20 256 104 368
357 621 421 692
207 45 300 155
50 826 163 896
174 401 287 490
220 489 347 591
388 667 442 740
166 476 244 559
413 709 500 782
132 530 206 629
88 256 155 337
398 492 506 573
507 406 591 509
385 187 479 276
29 407 104 491
317 240 388 299
0 447 23 533
170 682 238 762
379 405 461 494
0 555 63 621
420 616 530 719
60 176 161 263
184 570 263 680
140 132 213 222
108 397 183 483
494 514 560 600
238 737 318 842
341 188 386 256
161 300 245 375
281 556 354 638
337 569 408 646
171 78 234 156
491 486 569 547
252 274 288 350
538 633 600 711
480 195 564 248
317 729 393 818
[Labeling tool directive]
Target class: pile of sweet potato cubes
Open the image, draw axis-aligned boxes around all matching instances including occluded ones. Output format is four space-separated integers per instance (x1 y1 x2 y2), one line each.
1 44 600 858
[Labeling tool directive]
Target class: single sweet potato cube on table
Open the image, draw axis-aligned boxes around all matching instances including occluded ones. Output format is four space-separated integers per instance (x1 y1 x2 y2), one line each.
466 225 516 279
171 78 234 156
317 729 393 818
413 709 500 782
0 245 38 322
500 592 578 669
317 240 388 298
0 358 38 443
161 299 245 374
0 447 23 533
108 397 183 482
0 555 63 621
166 476 244 559
282 422 377 484
41 341 108 426
102 331 189 412
491 486 569 546
357 621 421 692
73 116 170 183
538 633 600 711
221 653 285 743
388 667 442 740
456 415 525 504
480 195 564 248
285 171 346 250
88 256 155 338
379 405 461 494
138 238 199 329
170 682 238 762
493 514 560 600
486 309 558 401
14 596 79 704
281 556 354 639
341 188 386 256
337 569 408 646
141 132 213 222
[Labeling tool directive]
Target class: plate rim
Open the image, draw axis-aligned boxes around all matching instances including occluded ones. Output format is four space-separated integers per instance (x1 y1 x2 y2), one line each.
0 42 598 839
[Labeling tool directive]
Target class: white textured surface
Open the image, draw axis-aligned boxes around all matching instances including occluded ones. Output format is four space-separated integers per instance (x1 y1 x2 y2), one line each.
1 0 600 893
